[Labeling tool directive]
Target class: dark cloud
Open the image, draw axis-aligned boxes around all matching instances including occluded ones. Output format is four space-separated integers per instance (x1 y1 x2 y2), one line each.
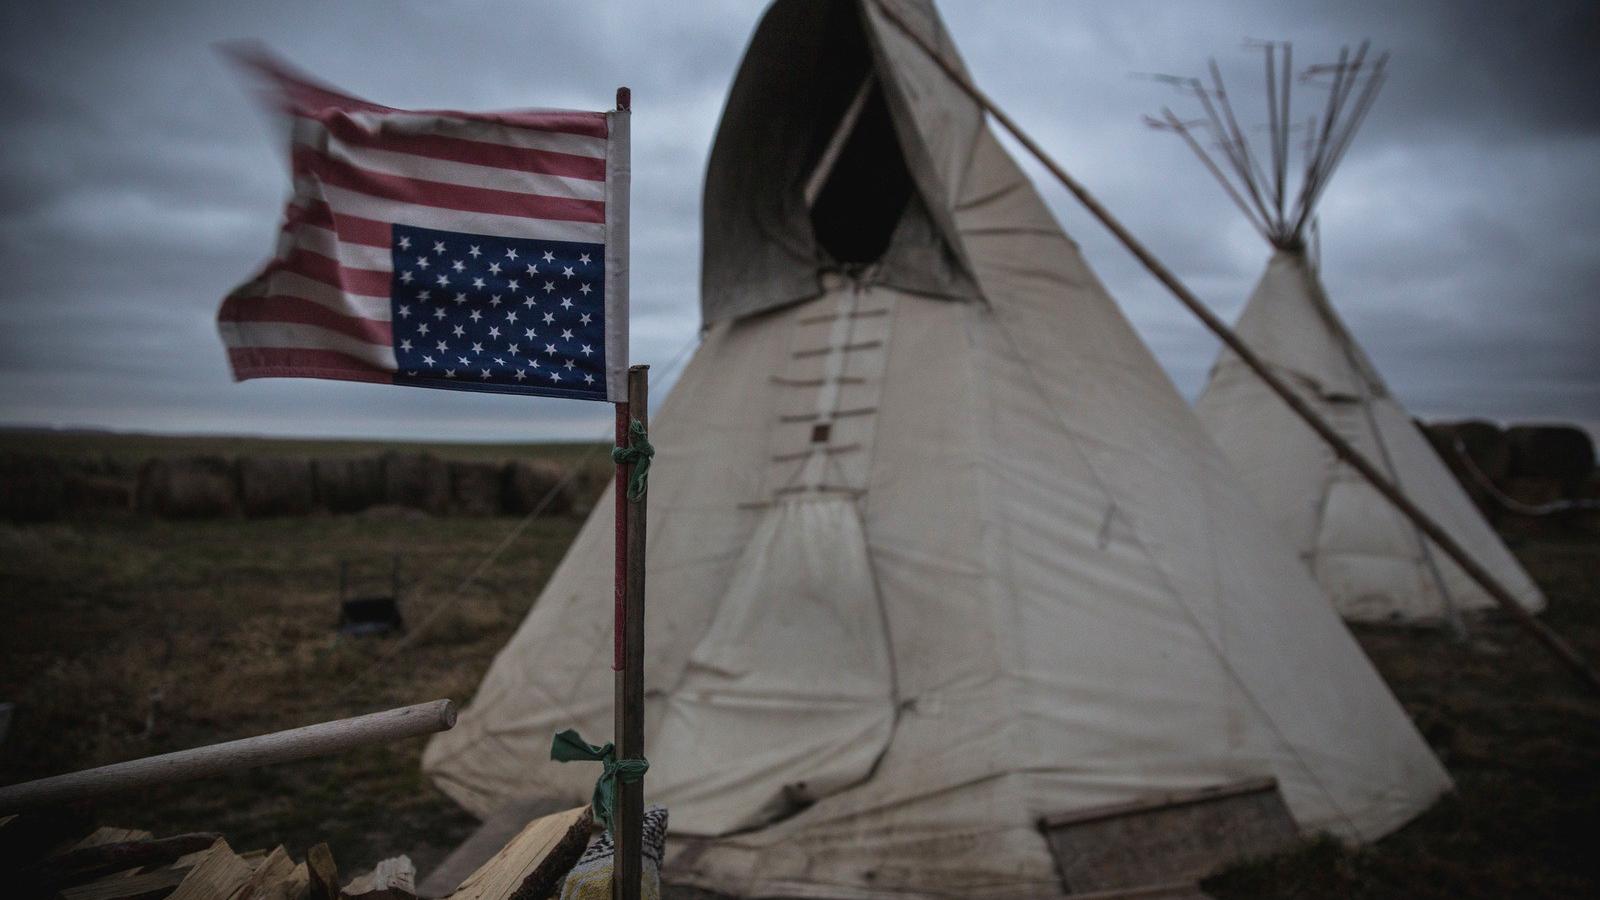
0 0 1595 442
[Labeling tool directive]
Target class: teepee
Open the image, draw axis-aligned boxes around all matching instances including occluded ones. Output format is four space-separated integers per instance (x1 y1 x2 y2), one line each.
425 4 1448 896
1156 43 1547 625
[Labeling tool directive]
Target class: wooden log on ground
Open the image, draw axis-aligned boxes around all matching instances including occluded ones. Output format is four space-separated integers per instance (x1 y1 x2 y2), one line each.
416 798 570 898
167 838 254 900
233 845 300 900
342 855 416 899
443 805 591 900
308 843 341 900
0 700 457 813
20 831 219 893
60 863 195 900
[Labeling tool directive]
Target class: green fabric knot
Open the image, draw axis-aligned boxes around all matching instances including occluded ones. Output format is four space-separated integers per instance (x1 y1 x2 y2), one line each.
611 418 654 501
550 728 649 834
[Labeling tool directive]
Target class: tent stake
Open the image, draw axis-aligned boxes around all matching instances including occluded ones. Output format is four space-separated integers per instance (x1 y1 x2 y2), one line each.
0 700 457 814
869 0 1600 693
613 364 649 900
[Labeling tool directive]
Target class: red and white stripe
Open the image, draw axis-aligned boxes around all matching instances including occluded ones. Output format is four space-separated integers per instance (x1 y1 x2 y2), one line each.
219 57 612 385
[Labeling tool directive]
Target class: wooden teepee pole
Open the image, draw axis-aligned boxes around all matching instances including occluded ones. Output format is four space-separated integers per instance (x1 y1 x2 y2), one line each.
868 0 1600 693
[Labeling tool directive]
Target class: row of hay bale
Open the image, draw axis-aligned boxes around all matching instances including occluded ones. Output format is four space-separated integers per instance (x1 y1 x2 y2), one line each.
2 451 578 521
1419 420 1598 524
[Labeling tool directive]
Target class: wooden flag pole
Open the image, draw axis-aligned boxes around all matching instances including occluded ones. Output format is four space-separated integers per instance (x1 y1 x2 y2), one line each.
613 364 649 900
868 0 1600 693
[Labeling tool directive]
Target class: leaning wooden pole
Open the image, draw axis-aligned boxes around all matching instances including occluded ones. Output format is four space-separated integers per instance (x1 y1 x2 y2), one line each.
0 699 457 813
613 364 650 900
868 0 1600 693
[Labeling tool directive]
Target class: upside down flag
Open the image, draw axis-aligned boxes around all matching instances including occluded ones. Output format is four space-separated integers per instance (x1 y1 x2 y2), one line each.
218 51 629 402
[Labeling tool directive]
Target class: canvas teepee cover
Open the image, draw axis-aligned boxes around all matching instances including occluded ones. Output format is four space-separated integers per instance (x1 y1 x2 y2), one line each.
425 3 1449 896
1161 43 1547 624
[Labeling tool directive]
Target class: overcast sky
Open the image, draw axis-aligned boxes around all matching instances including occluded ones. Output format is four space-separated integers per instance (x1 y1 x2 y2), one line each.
1 0 1596 443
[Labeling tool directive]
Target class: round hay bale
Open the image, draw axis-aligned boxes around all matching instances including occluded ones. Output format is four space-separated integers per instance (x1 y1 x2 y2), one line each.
383 453 451 515
1506 424 1595 490
238 456 316 517
314 456 386 513
136 457 237 519
1424 419 1511 484
503 459 573 516
0 453 66 521
62 472 133 513
450 460 506 516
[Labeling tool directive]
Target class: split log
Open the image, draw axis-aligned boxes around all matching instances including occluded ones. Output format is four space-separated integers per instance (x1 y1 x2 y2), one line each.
315 457 387 513
20 831 219 893
239 457 317 517
444 805 591 900
233 845 300 900
60 864 194 900
450 461 506 516
167 838 253 900
308 842 341 900
383 454 452 515
342 854 416 899
135 457 237 519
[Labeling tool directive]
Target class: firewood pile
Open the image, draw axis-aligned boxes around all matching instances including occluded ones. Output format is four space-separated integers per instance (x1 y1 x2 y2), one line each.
2 805 592 900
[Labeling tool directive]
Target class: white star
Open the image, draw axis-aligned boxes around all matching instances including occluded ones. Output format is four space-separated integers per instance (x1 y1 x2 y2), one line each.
451 259 465 273
578 252 591 265
453 293 468 305
488 326 501 338
433 307 447 320
522 297 537 309
507 343 520 356
561 329 573 341
563 358 575 371
524 327 537 340
579 283 592 295
542 312 555 324
562 266 574 279
415 256 430 270
453 325 466 337
579 313 592 325
471 342 484 354
481 368 492 379
417 290 432 301
469 309 483 322
560 297 573 310
422 354 435 366
445 369 456 378
550 371 561 382
435 274 450 287
399 270 414 284
398 304 412 319
458 355 470 365
488 262 502 275
472 277 485 289
526 263 539 276
541 251 555 263
468 245 482 258
580 344 594 356
584 373 595 384
493 357 506 366
433 241 447 255
530 358 541 369
543 281 556 294
544 343 557 355
505 247 518 260
505 310 518 323
398 236 412 250
436 340 448 352
400 339 412 351
489 296 503 307
514 368 527 381
417 322 430 335
507 279 520 292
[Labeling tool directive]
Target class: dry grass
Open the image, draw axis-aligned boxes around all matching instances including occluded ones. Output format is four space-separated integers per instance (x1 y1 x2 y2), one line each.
1 435 1596 893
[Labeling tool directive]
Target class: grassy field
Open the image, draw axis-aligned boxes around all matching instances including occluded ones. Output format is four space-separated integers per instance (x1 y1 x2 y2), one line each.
0 435 1596 895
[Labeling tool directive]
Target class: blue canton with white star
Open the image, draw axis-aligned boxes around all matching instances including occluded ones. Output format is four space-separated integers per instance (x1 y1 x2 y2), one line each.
390 224 607 400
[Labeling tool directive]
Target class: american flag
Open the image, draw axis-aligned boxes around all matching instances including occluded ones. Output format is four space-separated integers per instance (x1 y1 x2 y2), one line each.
218 52 628 402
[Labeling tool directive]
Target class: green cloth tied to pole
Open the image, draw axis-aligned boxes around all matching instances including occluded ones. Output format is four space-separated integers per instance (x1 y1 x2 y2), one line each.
612 418 654 501
550 728 648 834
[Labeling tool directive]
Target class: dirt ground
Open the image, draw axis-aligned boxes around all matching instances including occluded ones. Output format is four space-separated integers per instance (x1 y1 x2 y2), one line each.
0 435 1596 896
